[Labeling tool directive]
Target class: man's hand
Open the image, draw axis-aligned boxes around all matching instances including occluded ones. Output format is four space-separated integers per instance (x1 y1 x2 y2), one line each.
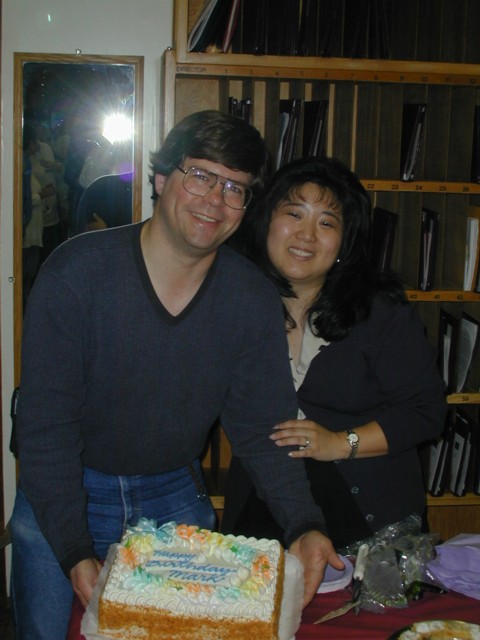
288 530 344 607
86 214 107 231
70 558 102 609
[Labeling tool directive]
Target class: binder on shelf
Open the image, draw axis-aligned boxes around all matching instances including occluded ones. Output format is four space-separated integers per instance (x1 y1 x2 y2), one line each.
428 417 454 497
437 310 458 394
302 100 328 157
228 97 252 124
418 207 439 291
222 0 391 60
473 419 480 495
265 0 283 55
240 98 252 125
471 105 480 184
277 98 302 169
341 0 390 59
448 409 474 497
317 0 342 57
221 0 241 53
466 205 480 292
370 206 398 273
187 0 231 53
343 0 370 58
251 0 269 55
237 0 268 55
464 207 480 291
400 103 427 182
368 0 391 59
277 0 300 56
454 313 480 393
464 216 480 292
297 0 318 56
277 112 290 169
228 96 238 116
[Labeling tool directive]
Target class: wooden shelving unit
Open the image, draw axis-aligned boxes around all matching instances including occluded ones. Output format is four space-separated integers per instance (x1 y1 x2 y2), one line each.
164 0 480 537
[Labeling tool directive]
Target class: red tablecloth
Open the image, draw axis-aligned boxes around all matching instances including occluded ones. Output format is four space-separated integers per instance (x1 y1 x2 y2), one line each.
68 588 480 640
298 589 480 639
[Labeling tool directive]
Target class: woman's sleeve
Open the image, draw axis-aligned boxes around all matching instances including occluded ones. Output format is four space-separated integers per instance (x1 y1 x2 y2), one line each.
370 300 447 455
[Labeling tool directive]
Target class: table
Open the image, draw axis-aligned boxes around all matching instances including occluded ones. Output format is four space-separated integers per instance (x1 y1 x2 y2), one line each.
298 589 480 639
69 588 480 639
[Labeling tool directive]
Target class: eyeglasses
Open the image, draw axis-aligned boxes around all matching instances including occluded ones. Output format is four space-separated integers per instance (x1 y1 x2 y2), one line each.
177 166 252 210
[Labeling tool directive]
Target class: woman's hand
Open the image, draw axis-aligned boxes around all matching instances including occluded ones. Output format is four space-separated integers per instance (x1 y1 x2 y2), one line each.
270 418 389 460
270 419 345 461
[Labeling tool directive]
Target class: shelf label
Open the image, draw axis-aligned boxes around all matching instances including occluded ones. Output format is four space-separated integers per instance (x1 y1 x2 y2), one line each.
176 65 208 74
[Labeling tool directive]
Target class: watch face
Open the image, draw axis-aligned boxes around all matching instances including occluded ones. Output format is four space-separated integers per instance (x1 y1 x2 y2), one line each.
348 432 359 444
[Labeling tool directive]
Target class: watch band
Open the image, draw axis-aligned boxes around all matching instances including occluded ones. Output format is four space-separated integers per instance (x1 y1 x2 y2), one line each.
345 429 359 460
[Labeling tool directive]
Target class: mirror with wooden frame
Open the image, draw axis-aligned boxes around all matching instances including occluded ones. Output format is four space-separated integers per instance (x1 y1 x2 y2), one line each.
13 52 144 381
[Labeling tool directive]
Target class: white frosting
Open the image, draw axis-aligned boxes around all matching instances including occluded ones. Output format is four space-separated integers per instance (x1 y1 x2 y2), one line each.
101 520 282 623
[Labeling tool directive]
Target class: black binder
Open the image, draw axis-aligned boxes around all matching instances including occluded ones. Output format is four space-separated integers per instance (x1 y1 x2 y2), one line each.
418 207 439 291
400 103 427 181
473 419 480 495
228 97 253 124
297 0 319 56
302 100 328 157
277 98 302 168
238 0 268 55
466 206 480 292
454 313 480 393
449 409 474 497
187 0 232 53
343 0 370 58
368 0 392 59
317 0 343 57
437 309 458 394
371 206 398 272
428 416 454 497
471 105 480 184
221 0 241 52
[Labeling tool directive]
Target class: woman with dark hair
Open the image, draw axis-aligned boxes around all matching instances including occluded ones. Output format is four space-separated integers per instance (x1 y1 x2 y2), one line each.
223 156 446 549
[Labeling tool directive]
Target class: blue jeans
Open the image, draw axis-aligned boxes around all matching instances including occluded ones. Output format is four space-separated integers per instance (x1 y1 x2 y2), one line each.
11 461 216 640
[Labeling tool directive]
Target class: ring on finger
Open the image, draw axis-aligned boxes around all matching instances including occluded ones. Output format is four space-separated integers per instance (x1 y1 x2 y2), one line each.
299 437 310 451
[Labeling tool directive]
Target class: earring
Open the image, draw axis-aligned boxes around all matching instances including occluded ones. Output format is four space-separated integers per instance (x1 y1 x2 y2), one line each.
336 258 340 263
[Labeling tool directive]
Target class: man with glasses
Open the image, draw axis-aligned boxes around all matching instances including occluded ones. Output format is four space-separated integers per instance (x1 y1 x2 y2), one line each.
11 110 341 639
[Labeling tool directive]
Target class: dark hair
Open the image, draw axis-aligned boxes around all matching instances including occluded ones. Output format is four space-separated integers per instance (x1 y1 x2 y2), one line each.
231 156 405 341
148 110 271 202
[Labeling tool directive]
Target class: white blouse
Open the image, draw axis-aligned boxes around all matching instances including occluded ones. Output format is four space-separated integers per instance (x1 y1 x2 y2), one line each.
289 321 329 419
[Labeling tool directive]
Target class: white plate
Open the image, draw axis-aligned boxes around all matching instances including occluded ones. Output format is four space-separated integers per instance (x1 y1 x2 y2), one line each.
317 555 354 593
389 619 480 639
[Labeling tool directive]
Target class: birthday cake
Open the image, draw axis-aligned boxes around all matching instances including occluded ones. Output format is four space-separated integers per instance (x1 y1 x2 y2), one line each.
97 519 285 640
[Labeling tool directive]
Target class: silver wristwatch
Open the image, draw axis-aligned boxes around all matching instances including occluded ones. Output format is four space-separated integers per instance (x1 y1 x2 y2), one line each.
345 429 359 460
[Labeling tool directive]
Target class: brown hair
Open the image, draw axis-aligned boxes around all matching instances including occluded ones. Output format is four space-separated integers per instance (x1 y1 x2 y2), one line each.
148 110 270 202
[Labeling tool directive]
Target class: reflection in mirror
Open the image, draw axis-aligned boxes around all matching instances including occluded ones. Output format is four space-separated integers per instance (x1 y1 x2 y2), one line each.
14 53 143 378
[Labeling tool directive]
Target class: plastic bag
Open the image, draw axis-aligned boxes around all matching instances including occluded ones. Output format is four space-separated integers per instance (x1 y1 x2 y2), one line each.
341 515 440 614
426 533 480 601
